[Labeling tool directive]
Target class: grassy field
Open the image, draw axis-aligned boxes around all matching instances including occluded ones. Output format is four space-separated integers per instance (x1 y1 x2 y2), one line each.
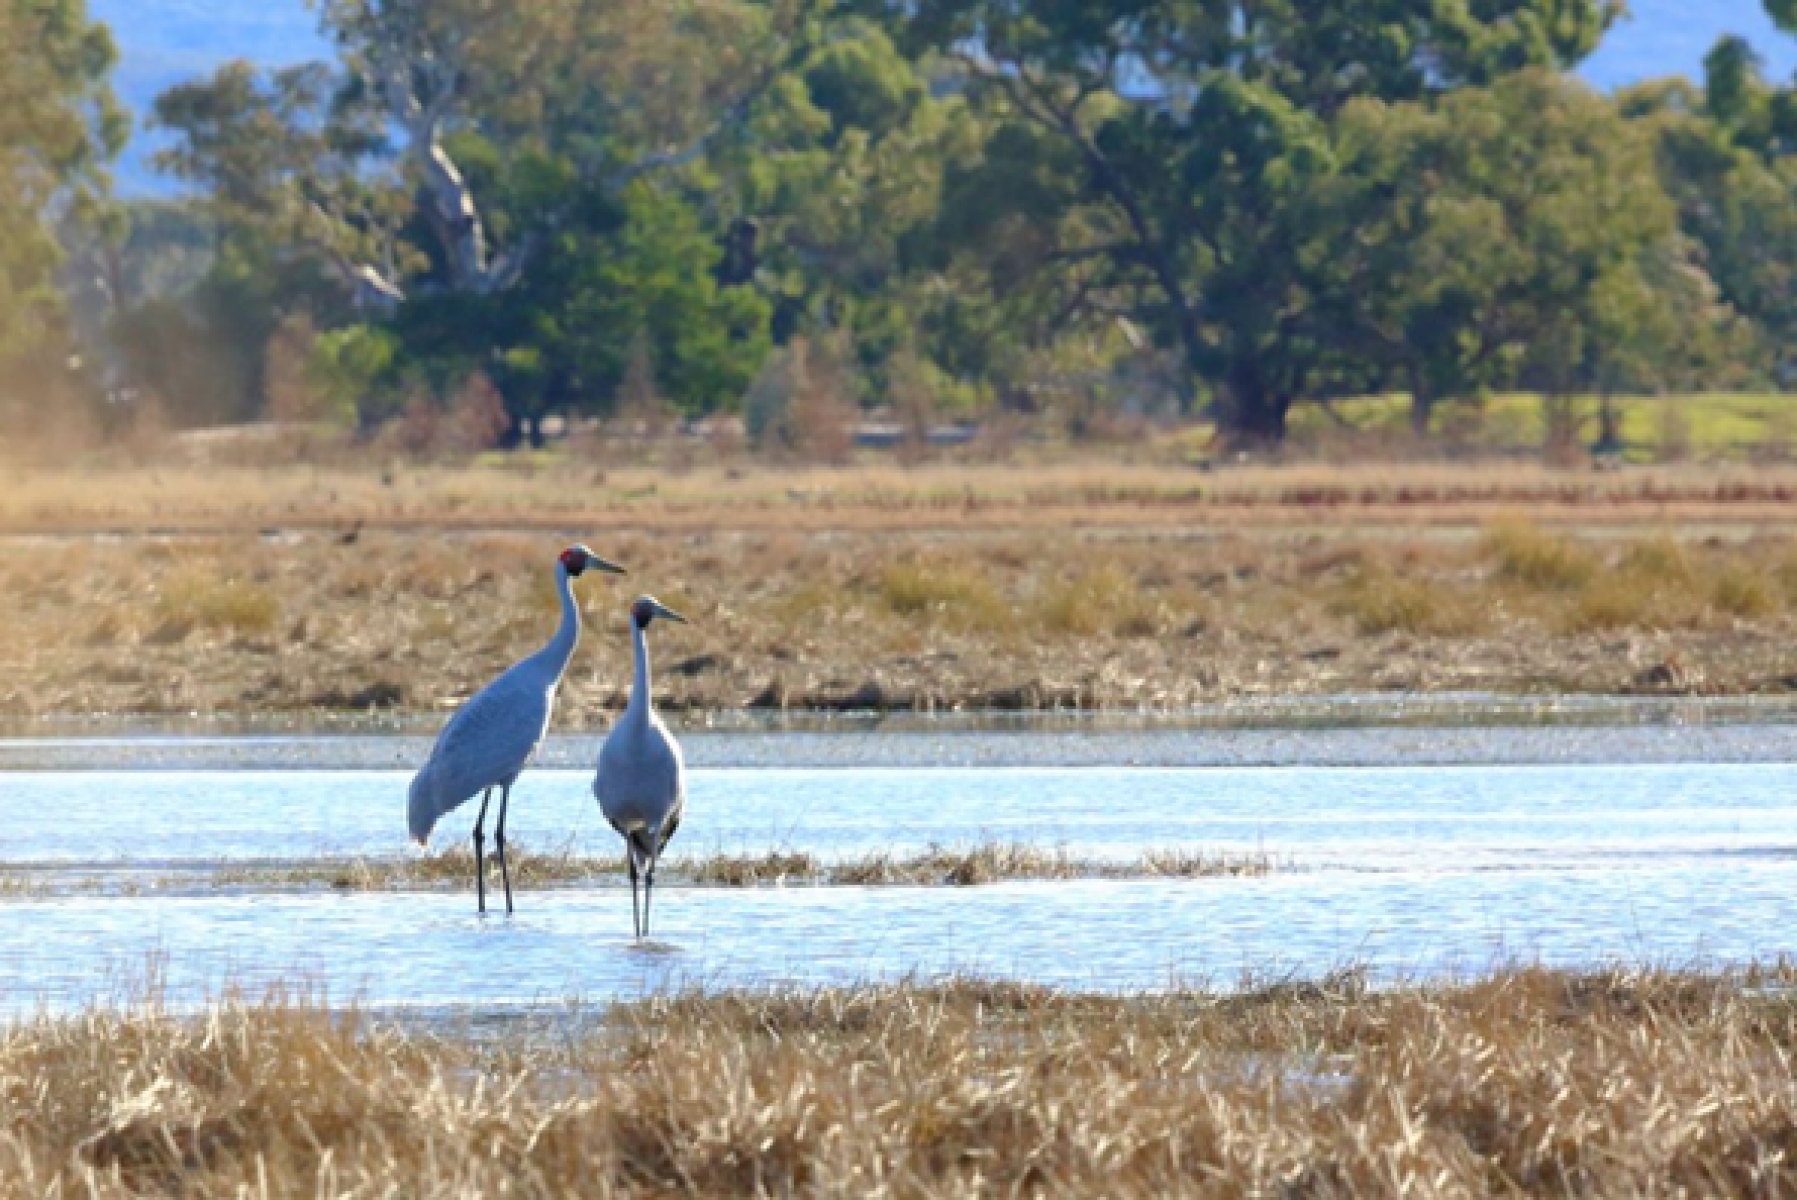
1284 392 1797 461
8 455 1797 717
6 964 1797 1195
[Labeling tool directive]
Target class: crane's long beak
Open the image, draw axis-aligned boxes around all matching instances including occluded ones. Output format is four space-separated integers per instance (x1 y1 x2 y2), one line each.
588 553 628 576
651 600 689 624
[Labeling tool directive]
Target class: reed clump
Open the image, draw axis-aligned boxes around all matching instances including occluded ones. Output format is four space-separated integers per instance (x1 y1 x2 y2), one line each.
153 569 282 637
1033 563 1166 638
1329 564 1480 637
685 849 822 885
877 557 1015 633
8 965 1797 1196
200 843 1273 891
1484 518 1595 590
212 845 622 890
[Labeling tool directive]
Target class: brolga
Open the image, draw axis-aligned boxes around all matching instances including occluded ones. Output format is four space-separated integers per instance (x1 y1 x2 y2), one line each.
408 544 627 914
594 595 689 940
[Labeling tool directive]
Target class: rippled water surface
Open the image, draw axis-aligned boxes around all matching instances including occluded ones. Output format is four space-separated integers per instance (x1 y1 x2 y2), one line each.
4 715 1797 1013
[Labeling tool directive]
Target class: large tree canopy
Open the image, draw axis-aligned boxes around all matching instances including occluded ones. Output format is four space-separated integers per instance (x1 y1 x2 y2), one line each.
39 0 1791 448
149 0 814 437
875 0 1629 442
1316 72 1681 430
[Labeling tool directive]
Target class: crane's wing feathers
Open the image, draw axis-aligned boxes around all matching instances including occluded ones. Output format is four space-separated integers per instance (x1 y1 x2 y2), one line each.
408 666 554 845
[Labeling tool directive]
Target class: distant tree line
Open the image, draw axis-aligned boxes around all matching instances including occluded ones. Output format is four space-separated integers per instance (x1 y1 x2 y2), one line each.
5 0 1797 449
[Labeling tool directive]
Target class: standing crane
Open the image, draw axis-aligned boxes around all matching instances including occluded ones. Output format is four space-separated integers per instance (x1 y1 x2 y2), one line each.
594 595 689 940
409 543 627 914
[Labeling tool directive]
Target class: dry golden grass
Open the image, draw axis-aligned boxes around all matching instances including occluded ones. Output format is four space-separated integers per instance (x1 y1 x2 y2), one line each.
7 965 1797 1196
203 843 1273 891
10 474 1797 718
9 457 1797 536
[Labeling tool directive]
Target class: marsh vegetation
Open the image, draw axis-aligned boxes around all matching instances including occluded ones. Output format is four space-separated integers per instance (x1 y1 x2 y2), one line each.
8 464 1797 719
7 966 1797 1196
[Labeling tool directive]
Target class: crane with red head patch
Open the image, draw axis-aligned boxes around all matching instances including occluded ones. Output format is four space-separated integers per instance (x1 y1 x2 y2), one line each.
407 543 626 914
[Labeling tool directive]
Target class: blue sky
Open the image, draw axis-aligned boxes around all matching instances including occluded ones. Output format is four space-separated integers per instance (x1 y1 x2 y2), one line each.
1582 0 1796 90
91 0 1797 194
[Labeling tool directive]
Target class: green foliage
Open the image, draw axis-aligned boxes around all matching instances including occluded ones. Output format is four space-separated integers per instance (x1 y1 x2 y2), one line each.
17 0 1790 447
1321 72 1681 430
0 0 122 367
310 325 401 428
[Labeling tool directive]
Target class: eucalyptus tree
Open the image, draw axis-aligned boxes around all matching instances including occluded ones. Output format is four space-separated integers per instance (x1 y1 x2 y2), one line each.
875 0 1624 444
0 0 123 364
1315 72 1685 434
1622 3 1797 385
151 0 812 437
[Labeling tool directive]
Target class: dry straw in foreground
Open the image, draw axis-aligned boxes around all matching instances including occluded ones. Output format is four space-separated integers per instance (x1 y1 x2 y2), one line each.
5 965 1797 1196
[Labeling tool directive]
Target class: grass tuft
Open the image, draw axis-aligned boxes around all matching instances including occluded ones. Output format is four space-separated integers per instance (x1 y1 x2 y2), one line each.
1567 574 1657 632
1330 564 1479 636
686 849 821 885
1620 535 1695 585
1713 568 1779 618
1033 563 1163 638
154 569 282 636
1484 519 1595 590
877 558 1014 632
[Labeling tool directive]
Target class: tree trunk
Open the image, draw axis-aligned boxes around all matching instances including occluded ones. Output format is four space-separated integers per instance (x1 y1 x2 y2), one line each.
1219 360 1290 447
1408 368 1435 437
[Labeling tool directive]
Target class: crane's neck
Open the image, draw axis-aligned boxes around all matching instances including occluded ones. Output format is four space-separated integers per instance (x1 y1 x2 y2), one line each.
534 561 581 684
626 616 653 720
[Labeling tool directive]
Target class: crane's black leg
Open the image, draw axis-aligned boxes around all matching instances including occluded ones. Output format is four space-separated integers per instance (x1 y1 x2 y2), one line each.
628 850 642 940
643 863 655 940
494 783 515 916
471 788 493 915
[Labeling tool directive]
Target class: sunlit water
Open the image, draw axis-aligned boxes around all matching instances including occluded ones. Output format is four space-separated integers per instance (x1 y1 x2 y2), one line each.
4 719 1797 1013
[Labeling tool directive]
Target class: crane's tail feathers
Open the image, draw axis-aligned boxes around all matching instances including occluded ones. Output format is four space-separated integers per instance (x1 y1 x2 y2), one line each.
408 769 442 847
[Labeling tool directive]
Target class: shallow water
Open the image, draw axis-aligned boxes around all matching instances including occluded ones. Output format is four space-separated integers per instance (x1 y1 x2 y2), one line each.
8 861 1797 1014
5 763 1797 871
4 721 1797 1013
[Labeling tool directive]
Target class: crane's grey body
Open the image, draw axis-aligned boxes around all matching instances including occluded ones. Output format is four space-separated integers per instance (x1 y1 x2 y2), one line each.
406 637 567 843
595 706 686 851
593 596 688 938
407 546 624 913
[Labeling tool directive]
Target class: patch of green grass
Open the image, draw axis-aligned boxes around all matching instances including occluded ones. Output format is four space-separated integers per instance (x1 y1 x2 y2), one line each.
1713 568 1779 619
1565 575 1659 632
1484 519 1595 590
877 559 1014 632
1032 563 1166 638
1330 565 1480 637
155 570 282 636
1286 391 1796 458
1619 535 1695 586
